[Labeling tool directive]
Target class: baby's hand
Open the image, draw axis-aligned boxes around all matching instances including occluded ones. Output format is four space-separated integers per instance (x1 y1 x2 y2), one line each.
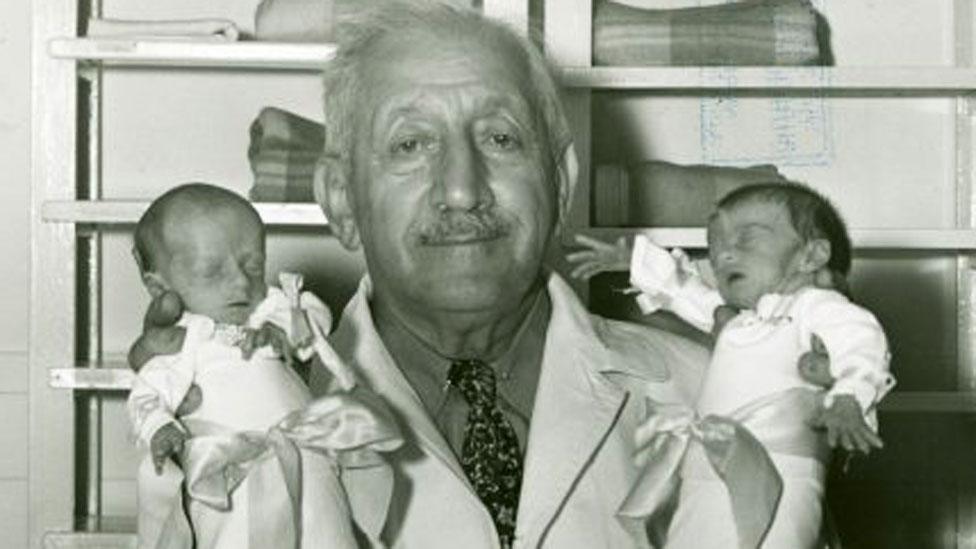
566 235 632 281
241 322 293 361
812 395 883 455
149 422 187 475
799 335 834 387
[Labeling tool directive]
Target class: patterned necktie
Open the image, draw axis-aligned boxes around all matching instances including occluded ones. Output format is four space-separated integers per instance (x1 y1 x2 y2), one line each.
448 359 523 548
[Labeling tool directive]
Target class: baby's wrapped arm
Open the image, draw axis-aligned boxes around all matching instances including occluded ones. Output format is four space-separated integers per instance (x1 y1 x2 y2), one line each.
629 234 725 334
802 291 894 429
127 357 191 446
254 273 358 390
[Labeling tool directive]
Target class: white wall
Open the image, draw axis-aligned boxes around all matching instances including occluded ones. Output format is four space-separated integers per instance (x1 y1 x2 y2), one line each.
0 0 32 547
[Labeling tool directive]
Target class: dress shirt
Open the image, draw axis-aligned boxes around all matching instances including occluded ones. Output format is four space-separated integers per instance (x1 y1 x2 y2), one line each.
372 292 550 457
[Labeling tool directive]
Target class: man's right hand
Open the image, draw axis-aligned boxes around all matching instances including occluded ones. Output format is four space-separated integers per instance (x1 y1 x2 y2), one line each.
127 290 187 372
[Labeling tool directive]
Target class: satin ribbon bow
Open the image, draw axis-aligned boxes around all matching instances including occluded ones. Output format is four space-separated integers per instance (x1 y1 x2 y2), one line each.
139 392 403 549
619 389 831 549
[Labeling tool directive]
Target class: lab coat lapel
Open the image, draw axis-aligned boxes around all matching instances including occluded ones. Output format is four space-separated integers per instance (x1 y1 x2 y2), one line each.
329 278 474 490
515 276 629 547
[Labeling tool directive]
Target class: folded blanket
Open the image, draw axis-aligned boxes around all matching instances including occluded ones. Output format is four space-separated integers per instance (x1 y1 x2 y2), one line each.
254 0 479 42
247 107 325 202
86 18 239 41
596 161 787 226
593 0 826 66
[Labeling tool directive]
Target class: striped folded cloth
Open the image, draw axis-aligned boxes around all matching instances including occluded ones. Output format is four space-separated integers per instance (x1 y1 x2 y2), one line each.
247 107 325 203
593 0 827 66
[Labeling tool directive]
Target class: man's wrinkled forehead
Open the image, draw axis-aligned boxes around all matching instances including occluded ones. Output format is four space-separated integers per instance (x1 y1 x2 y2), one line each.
358 30 535 118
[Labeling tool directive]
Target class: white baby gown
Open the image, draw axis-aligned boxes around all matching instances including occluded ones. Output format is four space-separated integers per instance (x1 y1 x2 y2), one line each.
621 235 893 549
129 273 401 549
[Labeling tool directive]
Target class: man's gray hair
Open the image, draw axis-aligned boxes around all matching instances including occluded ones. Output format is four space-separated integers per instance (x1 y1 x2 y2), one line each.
321 1 573 182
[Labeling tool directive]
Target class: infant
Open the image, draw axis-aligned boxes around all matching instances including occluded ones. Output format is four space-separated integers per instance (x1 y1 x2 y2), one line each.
568 182 894 548
127 183 400 549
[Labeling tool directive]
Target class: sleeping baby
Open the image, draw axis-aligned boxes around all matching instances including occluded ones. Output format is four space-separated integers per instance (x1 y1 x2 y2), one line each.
127 182 401 549
567 181 894 548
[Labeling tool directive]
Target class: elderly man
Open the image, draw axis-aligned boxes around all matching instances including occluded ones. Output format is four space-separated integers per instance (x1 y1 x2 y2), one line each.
130 3 708 548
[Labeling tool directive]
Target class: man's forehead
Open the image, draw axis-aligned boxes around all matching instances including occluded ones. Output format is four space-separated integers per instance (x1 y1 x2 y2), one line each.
365 30 527 90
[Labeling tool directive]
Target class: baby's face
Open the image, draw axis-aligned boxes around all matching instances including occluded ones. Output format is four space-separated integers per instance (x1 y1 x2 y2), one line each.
158 207 268 325
706 200 808 309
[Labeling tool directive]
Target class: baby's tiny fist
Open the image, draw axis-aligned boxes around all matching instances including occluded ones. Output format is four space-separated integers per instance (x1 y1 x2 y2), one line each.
799 351 834 387
150 422 187 475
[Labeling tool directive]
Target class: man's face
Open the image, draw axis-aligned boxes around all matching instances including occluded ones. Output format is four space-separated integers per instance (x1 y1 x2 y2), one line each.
707 200 807 309
157 207 268 325
345 35 559 316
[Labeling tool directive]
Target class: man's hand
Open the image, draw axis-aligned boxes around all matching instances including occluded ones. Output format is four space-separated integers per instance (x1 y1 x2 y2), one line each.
174 383 203 417
128 291 187 372
811 394 883 455
149 422 187 475
566 235 632 281
710 305 739 342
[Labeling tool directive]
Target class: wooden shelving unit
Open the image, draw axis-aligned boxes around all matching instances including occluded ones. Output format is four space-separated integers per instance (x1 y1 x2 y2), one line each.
30 0 976 546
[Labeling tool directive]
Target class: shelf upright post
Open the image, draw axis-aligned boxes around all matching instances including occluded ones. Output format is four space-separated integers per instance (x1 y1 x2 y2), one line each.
545 0 593 302
74 0 105 531
954 1 976 547
29 0 80 545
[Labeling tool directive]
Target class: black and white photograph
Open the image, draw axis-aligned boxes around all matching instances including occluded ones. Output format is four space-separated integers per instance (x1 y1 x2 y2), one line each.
7 0 975 547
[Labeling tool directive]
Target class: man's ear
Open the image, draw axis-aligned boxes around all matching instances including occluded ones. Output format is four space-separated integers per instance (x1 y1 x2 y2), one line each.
554 142 579 229
800 238 831 273
314 155 361 251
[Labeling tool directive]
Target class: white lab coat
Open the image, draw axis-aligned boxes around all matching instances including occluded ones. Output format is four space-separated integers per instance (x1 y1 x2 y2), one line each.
312 273 708 549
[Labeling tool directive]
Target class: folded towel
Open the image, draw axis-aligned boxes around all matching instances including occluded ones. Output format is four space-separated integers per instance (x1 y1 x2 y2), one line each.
255 0 337 42
86 18 240 41
254 0 480 42
593 0 826 66
247 107 325 203
596 161 787 226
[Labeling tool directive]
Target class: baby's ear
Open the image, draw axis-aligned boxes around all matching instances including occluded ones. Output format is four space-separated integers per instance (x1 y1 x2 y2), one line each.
141 271 169 299
801 238 831 273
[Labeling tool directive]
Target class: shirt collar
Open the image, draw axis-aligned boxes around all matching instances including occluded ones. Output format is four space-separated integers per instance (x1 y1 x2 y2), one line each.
372 287 551 419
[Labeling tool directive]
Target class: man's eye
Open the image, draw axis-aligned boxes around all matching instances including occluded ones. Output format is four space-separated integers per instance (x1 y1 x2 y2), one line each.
390 137 430 156
486 132 520 151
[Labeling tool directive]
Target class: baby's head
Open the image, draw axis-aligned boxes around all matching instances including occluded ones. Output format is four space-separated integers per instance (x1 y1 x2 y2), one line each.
133 183 268 325
707 182 851 309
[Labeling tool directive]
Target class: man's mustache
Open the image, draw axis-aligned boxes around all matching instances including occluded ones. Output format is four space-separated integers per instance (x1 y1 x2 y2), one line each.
414 210 512 246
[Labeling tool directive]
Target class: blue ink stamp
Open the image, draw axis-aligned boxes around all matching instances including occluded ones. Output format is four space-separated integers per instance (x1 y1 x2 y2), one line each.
698 67 834 168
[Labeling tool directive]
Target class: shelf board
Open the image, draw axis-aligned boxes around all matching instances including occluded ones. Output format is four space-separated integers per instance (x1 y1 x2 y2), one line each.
49 37 336 69
50 365 133 391
569 227 976 250
559 66 976 92
44 532 135 549
48 42 976 92
47 366 976 414
42 200 328 226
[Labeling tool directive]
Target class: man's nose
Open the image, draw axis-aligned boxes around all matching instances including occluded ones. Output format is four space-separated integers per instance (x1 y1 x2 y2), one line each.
433 137 492 211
